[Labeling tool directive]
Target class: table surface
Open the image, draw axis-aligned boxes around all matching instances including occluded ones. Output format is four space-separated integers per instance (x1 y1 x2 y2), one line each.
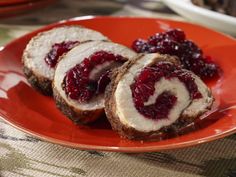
0 0 236 177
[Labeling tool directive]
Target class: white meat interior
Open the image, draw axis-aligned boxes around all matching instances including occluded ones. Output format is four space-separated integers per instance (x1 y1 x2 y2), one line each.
182 71 213 117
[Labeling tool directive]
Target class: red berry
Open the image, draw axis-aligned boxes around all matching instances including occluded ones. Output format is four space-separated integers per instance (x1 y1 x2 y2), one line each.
132 39 150 53
166 28 186 42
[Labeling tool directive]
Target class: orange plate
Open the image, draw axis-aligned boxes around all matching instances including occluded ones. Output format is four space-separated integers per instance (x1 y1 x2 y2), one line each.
0 16 236 152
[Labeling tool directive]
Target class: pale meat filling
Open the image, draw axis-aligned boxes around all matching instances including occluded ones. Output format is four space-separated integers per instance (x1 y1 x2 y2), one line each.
54 41 137 111
24 26 108 80
89 61 122 80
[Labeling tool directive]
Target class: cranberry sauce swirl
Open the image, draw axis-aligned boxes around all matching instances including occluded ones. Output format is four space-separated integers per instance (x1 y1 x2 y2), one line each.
62 51 127 102
130 62 202 120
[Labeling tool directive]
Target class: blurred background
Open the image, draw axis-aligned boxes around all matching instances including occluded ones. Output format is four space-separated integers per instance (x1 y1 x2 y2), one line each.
0 0 235 45
0 0 179 25
0 0 181 45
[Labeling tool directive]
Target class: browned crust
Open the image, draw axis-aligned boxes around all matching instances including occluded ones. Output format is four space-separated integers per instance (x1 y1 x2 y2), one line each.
21 30 54 96
23 66 52 95
53 86 104 124
104 54 210 140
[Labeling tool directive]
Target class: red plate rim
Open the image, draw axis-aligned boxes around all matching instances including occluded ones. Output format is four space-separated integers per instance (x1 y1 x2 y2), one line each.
2 114 236 152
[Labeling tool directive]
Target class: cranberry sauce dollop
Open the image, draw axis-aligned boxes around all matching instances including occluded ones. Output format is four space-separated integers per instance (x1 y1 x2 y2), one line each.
62 51 126 102
130 62 202 120
131 29 220 80
45 41 79 68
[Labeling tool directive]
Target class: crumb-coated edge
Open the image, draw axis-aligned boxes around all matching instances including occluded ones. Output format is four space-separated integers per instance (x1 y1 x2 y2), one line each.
104 53 209 140
22 30 55 96
23 66 52 95
53 85 104 125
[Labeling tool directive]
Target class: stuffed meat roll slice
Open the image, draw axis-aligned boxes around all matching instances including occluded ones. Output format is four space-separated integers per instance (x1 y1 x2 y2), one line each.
105 53 214 140
53 41 137 124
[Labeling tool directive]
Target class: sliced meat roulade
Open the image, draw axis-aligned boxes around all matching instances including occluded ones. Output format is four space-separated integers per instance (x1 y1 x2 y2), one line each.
22 26 108 95
53 41 137 124
105 53 214 140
